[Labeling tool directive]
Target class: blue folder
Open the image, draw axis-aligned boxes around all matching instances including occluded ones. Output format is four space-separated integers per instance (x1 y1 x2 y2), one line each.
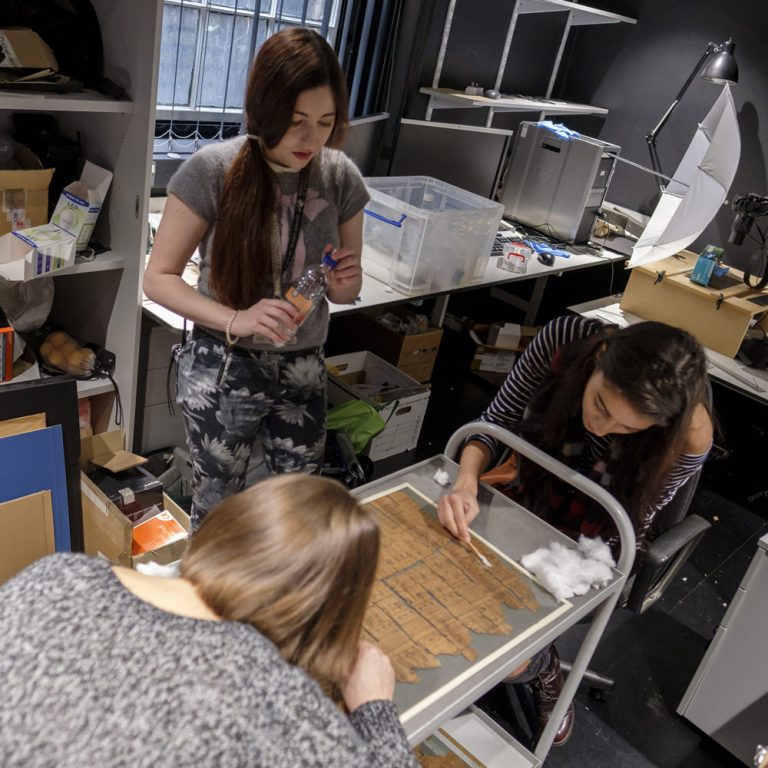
0 425 71 551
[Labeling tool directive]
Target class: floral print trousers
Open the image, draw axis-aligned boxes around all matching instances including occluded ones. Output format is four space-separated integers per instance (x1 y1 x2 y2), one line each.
177 328 327 529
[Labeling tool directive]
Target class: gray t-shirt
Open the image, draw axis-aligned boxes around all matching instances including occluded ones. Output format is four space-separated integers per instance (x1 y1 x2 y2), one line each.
168 137 369 350
0 554 416 768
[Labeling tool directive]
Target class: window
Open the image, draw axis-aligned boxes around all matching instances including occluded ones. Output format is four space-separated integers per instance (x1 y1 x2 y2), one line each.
154 0 339 154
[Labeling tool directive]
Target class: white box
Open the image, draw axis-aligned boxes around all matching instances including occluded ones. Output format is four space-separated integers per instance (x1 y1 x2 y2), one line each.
327 351 430 461
0 224 76 280
50 161 113 249
362 176 503 296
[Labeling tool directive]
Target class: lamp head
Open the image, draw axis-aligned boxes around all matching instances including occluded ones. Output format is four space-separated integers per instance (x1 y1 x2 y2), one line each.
702 38 739 84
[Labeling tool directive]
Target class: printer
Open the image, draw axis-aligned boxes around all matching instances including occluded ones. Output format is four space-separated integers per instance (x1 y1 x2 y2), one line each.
500 122 620 244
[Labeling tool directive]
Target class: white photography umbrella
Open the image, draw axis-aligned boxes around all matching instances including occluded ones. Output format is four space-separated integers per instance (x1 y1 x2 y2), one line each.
629 84 740 268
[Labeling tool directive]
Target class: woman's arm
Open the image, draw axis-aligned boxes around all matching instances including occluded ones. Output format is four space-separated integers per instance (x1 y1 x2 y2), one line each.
342 642 417 768
437 441 493 542
326 210 363 305
144 195 298 344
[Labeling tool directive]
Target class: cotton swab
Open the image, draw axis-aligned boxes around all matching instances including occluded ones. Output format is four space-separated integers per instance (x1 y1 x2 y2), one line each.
466 539 492 569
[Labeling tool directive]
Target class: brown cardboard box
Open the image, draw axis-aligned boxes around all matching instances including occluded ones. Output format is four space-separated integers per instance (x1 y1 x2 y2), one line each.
0 146 54 236
0 490 55 585
620 250 768 357
470 323 538 377
334 309 443 382
0 28 59 70
80 430 190 567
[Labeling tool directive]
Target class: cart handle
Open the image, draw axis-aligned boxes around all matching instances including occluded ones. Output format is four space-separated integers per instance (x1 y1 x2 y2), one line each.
445 421 636 577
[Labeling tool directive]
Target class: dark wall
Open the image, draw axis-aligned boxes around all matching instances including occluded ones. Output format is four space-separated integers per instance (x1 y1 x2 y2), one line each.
386 0 768 269
560 0 768 268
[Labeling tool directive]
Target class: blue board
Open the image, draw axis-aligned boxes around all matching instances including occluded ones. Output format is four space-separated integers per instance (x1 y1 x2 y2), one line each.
0 425 71 551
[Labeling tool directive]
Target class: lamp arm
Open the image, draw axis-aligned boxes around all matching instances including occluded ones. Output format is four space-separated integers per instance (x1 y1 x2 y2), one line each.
645 42 716 190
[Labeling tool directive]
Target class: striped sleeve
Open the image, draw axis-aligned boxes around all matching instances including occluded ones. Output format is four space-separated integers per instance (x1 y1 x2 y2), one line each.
653 450 710 513
471 315 604 459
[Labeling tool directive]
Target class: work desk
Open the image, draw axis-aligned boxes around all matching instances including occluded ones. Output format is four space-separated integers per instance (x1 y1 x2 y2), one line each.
142 225 627 332
569 297 768 406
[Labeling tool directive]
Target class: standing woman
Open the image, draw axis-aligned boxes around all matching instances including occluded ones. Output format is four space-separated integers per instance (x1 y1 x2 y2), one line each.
144 28 368 528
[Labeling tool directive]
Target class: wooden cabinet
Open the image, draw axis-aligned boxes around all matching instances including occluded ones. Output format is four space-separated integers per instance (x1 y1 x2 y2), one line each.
0 0 163 443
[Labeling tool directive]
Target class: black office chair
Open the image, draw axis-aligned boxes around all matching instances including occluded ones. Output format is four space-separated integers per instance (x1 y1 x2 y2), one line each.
560 468 711 698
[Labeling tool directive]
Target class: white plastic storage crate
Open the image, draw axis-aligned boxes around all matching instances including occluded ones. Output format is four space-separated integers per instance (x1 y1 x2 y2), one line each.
326 351 430 461
362 176 504 295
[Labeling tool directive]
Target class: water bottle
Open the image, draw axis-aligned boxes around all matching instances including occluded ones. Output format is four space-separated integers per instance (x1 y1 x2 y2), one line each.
272 248 338 347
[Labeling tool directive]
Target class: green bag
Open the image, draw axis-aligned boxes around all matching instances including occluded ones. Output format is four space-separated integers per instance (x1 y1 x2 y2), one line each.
326 400 386 453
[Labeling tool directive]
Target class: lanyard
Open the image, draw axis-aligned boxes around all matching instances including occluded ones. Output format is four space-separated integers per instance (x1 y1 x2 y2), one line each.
270 165 310 298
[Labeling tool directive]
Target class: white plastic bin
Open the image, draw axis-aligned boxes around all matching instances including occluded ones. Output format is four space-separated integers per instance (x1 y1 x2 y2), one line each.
362 176 504 295
326 351 430 461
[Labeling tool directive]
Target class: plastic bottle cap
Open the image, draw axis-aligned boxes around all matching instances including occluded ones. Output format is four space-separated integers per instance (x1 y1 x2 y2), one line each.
322 251 338 269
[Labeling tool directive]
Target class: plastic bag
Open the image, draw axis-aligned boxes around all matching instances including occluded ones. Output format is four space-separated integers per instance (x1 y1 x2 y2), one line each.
325 400 386 454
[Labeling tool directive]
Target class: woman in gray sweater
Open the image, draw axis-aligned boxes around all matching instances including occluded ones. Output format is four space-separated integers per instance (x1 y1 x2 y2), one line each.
0 475 416 768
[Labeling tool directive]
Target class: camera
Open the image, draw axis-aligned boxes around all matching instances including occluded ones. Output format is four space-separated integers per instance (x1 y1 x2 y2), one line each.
728 193 768 245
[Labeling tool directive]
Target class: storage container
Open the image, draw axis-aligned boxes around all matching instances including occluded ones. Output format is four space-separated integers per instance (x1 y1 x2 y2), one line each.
326 351 430 461
362 176 504 295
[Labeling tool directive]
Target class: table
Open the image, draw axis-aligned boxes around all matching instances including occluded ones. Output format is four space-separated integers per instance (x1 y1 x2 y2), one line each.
355 421 635 764
569 297 768 405
143 234 627 332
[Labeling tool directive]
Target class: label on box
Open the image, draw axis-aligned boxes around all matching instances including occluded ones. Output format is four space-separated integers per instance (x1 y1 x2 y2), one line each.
476 350 516 372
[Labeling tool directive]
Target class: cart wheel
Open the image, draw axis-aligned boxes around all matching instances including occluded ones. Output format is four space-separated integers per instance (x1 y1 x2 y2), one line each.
589 687 611 702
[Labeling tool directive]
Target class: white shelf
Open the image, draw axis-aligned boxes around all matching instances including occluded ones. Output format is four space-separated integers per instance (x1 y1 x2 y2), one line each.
517 0 636 26
0 89 134 114
76 378 115 398
420 87 608 116
54 251 126 277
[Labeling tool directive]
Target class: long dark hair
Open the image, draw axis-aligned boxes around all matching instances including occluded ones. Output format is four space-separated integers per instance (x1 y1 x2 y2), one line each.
210 28 349 310
519 321 709 517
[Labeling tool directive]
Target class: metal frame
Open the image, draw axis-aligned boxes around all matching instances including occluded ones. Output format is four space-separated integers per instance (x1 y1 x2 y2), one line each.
359 421 635 762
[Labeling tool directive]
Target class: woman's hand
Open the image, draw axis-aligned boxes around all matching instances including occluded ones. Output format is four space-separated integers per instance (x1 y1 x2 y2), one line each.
341 641 396 712
230 299 300 345
437 485 480 544
326 245 363 304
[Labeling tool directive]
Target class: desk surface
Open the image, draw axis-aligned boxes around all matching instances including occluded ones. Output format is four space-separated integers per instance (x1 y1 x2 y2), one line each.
143 239 627 332
570 297 768 405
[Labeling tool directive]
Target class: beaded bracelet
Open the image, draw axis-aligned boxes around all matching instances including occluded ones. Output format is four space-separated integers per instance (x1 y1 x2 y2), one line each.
225 310 241 347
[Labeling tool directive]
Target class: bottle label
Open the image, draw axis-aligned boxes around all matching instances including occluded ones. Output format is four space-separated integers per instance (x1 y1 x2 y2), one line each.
284 287 315 322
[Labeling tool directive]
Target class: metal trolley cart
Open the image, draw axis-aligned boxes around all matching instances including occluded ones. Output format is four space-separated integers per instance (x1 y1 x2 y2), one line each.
352 421 636 766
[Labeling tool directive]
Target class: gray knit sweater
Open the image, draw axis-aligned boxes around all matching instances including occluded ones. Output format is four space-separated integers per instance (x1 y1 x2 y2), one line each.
0 554 416 768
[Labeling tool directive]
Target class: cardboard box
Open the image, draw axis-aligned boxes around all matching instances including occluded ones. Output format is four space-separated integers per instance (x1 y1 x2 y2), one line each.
87 465 164 524
80 430 190 567
0 28 58 70
0 146 54 235
334 309 443 382
327 351 430 460
0 160 112 281
469 323 538 375
620 250 768 358
50 161 113 249
0 490 55 586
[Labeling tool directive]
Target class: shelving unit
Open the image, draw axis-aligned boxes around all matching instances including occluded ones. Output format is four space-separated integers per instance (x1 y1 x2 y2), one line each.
0 0 163 443
424 0 635 125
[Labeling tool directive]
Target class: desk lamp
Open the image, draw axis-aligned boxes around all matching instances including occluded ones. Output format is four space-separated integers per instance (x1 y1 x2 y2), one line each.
645 38 739 193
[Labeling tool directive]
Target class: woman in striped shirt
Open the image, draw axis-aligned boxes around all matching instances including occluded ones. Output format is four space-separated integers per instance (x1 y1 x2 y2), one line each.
437 314 713 745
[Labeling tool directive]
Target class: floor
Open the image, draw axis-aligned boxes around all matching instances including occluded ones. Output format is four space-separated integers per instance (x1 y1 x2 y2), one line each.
361 274 768 767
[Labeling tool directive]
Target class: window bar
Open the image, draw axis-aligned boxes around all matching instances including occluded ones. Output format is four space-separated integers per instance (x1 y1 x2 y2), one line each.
362 0 392 117
335 0 355 65
217 0 242 143
320 0 333 37
300 0 309 24
348 0 376 117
